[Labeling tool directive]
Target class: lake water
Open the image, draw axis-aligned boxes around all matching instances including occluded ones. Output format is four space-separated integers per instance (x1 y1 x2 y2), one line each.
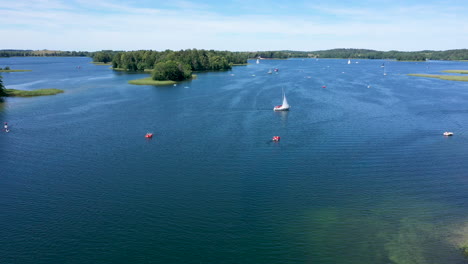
1 57 468 264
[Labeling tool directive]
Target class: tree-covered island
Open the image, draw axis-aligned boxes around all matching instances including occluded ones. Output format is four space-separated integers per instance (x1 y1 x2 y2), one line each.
95 49 241 84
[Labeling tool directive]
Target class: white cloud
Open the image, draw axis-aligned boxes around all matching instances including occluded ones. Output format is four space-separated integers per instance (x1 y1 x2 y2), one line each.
0 0 467 51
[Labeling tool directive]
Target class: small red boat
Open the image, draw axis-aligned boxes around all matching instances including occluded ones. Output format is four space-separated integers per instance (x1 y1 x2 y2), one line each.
272 136 280 141
145 133 153 138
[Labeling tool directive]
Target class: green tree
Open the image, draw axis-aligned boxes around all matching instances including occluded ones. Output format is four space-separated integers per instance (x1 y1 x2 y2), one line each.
152 61 192 81
0 75 6 96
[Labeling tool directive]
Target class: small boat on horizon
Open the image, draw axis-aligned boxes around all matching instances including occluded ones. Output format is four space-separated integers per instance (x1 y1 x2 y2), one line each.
145 133 153 138
348 59 351 64
443 131 453 136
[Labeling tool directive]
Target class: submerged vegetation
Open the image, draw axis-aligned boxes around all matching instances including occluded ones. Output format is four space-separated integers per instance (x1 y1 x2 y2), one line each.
298 199 468 263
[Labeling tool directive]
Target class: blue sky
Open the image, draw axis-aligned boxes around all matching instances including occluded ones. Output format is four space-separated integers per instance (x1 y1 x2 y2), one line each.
0 0 467 51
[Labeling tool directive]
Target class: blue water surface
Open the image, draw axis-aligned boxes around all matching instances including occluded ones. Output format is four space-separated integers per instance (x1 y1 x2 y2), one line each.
1 57 468 264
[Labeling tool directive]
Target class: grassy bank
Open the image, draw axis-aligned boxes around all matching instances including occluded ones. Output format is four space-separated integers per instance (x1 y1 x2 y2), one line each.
129 75 197 86
112 67 127 71
0 69 32 72
5 88 64 97
442 70 468 74
232 63 248 66
113 68 154 72
91 62 112 66
128 77 177 85
407 74 468 82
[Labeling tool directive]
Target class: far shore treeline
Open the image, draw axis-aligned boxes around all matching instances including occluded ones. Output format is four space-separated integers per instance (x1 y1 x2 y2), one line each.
89 48 468 82
2 48 468 82
0 49 90 57
3 48 468 61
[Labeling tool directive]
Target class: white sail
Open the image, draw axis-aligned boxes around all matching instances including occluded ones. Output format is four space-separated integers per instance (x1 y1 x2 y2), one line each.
348 59 351 64
274 88 290 111
256 59 260 64
282 93 289 109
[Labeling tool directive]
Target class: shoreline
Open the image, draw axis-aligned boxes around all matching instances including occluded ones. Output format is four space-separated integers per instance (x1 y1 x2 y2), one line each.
128 74 197 86
4 88 64 97
0 69 32 72
407 73 468 82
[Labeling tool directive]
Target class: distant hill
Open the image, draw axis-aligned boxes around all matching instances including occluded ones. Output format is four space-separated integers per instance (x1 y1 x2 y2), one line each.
0 49 90 57
282 48 468 61
2 48 468 61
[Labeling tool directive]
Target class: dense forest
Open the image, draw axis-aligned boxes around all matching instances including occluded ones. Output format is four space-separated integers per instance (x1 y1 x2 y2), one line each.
0 49 89 57
305 48 468 61
107 49 242 72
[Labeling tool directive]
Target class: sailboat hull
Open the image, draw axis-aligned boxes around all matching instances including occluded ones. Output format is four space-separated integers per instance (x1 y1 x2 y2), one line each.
273 106 290 111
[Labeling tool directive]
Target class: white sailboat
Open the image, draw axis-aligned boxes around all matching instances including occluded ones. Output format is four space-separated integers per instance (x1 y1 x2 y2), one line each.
348 59 351 64
256 59 260 64
273 88 290 111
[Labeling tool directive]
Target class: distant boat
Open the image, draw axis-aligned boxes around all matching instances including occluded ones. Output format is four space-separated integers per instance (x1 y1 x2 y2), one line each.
443 131 454 136
273 88 290 111
383 68 387 76
267 69 272 74
256 59 260 64
381 63 385 68
348 59 351 64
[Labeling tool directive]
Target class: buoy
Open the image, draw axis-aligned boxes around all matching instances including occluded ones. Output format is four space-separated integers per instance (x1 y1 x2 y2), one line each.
272 136 280 141
145 133 153 138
